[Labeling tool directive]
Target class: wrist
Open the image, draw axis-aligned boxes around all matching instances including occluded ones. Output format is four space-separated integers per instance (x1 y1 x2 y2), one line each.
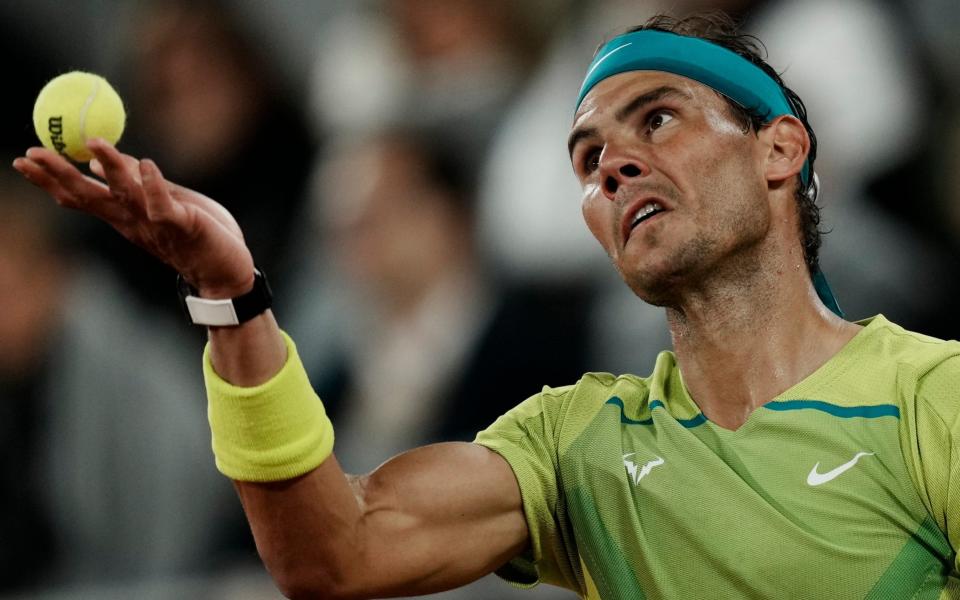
196 274 256 300
207 312 287 386
178 269 273 327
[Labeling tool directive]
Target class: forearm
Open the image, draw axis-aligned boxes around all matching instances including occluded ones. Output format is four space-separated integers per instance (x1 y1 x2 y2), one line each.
235 459 366 599
204 313 365 597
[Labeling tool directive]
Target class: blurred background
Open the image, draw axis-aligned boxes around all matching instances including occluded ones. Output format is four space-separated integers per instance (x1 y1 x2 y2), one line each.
0 0 957 598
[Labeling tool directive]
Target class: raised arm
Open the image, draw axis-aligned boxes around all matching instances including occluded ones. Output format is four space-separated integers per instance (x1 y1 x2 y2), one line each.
13 141 529 599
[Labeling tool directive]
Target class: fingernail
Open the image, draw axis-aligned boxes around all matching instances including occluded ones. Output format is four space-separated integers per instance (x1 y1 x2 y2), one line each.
25 148 38 159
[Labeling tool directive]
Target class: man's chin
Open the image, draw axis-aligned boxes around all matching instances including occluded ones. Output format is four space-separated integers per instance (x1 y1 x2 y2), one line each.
617 235 718 306
620 270 681 308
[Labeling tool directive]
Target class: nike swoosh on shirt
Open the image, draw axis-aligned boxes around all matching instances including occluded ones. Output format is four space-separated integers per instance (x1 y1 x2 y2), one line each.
806 452 875 486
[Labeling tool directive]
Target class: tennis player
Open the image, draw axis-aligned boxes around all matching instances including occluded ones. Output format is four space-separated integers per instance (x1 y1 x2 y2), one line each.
14 12 959 600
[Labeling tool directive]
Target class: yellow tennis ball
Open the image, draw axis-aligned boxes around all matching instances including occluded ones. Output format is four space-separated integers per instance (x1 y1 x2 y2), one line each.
33 71 126 162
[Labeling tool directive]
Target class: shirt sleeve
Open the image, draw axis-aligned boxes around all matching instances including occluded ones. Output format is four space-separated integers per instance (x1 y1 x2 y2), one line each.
473 385 582 594
909 356 960 574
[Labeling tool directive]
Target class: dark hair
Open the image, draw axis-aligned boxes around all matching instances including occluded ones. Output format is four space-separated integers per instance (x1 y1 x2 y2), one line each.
618 12 823 274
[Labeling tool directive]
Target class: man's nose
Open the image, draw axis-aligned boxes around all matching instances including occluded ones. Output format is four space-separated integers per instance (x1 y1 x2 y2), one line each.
599 148 648 201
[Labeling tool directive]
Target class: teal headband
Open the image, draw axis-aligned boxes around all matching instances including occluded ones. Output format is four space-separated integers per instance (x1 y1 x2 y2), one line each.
577 29 842 317
577 29 810 185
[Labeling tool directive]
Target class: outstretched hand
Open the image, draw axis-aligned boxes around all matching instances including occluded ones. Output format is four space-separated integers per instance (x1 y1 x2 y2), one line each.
13 138 255 298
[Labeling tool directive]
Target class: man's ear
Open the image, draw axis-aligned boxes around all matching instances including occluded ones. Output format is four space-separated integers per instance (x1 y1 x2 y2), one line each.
761 114 809 184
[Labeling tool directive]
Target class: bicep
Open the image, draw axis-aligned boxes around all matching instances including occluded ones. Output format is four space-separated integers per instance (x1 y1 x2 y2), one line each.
353 441 529 597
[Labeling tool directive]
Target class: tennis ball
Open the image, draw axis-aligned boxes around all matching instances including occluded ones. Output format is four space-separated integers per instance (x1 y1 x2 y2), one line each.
33 71 126 162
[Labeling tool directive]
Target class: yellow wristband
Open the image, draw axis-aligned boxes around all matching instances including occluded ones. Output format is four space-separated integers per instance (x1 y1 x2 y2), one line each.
204 330 334 482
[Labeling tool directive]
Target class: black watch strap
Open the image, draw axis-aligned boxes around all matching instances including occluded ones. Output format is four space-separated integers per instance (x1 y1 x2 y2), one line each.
177 269 273 326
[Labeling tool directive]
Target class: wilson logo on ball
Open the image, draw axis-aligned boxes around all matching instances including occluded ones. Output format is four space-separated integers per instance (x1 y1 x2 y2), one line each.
47 116 66 155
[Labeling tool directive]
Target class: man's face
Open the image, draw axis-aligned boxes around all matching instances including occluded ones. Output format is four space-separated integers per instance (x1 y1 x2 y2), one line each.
569 71 772 305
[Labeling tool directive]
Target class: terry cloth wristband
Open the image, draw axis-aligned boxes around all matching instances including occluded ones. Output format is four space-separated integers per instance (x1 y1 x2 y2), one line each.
204 330 334 482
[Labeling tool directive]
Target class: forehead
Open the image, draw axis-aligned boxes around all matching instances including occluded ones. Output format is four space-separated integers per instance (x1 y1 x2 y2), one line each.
572 70 724 128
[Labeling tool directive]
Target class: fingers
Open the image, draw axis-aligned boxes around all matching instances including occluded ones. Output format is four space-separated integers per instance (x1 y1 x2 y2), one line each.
92 143 238 238
90 147 142 185
13 153 70 198
14 148 113 211
16 142 255 291
85 138 149 217
140 158 186 225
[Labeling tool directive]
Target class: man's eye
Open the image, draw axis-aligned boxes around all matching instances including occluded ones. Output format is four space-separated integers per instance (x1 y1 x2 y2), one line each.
584 149 601 173
648 111 674 131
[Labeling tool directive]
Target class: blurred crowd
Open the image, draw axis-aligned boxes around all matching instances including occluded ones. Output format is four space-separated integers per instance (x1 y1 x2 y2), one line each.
0 0 957 598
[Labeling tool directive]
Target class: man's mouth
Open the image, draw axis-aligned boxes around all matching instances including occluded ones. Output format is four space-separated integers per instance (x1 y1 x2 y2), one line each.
623 199 667 242
631 201 665 227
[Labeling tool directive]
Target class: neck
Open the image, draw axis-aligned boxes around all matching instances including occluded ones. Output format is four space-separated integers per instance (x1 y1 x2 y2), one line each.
666 253 858 430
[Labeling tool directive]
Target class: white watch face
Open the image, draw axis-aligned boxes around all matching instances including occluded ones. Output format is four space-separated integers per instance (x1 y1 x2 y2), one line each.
184 296 240 326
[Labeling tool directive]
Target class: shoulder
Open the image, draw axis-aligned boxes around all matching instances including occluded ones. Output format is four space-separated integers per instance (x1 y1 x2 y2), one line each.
479 373 632 435
549 366 668 419
915 355 960 430
855 315 960 373
475 355 674 449
858 314 959 353
862 316 960 427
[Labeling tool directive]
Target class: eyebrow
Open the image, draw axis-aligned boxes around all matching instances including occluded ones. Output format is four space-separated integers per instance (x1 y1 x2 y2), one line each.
567 127 598 160
567 85 692 159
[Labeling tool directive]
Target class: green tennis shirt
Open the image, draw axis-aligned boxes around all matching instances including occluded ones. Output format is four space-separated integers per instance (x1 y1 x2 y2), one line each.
474 316 960 599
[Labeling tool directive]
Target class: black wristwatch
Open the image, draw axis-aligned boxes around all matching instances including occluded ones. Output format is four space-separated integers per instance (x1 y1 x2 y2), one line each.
177 269 273 326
